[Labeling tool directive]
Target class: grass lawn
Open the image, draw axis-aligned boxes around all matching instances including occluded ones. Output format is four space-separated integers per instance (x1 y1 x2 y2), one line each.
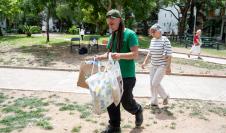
138 35 226 58
0 34 226 58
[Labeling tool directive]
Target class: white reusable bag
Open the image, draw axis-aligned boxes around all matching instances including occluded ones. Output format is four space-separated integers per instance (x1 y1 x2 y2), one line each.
86 60 114 114
85 54 124 114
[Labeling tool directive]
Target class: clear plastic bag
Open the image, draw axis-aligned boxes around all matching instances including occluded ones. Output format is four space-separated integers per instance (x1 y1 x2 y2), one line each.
107 53 123 106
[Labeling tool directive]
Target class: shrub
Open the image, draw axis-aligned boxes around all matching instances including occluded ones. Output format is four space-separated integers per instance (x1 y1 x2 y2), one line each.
68 25 79 34
23 25 41 37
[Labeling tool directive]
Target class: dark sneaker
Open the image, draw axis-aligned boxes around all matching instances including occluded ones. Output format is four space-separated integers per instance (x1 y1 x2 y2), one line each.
151 103 159 107
198 56 202 59
135 106 143 127
187 54 190 58
101 125 121 133
163 96 169 105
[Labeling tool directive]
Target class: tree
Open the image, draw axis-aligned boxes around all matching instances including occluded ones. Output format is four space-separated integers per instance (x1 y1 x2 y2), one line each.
56 4 74 32
158 0 226 36
38 0 57 42
0 0 20 36
128 0 157 35
80 0 158 35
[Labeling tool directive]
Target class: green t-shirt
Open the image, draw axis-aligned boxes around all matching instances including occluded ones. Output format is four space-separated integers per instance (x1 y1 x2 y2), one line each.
107 28 139 78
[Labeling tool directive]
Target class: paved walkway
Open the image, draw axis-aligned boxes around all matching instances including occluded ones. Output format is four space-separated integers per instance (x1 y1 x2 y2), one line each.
172 53 226 65
139 49 226 65
1 68 226 101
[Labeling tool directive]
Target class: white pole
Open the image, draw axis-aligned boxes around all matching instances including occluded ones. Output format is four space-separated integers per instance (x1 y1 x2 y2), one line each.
193 6 197 43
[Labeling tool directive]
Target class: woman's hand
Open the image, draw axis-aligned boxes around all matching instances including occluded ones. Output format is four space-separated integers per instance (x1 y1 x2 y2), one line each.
165 66 171 75
141 63 146 69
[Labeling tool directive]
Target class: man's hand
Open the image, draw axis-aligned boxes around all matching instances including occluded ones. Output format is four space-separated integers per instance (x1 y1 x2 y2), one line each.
111 53 121 60
95 53 108 61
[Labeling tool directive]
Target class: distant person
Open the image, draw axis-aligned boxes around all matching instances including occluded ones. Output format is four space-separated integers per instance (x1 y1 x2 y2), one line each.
141 24 172 107
80 28 85 40
188 29 202 59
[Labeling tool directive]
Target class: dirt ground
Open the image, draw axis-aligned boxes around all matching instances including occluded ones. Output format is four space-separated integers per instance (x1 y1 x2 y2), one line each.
0 44 225 76
0 89 225 133
0 43 226 133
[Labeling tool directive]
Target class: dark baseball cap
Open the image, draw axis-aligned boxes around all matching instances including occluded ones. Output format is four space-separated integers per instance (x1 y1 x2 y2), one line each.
106 9 121 18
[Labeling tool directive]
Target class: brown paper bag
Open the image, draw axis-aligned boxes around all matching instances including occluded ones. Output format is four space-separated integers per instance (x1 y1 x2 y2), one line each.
77 62 99 89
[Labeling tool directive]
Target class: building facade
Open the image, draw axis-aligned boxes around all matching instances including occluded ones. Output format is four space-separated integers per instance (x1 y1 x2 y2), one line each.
158 5 180 35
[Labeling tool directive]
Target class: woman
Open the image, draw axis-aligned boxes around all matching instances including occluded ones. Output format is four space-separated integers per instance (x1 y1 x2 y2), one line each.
188 29 202 59
141 24 172 107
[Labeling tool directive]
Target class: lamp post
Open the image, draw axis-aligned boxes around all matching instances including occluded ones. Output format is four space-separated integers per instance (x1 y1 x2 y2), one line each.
193 6 197 44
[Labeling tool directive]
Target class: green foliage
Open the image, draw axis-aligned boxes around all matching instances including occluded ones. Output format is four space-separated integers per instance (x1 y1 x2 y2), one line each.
68 25 79 34
36 119 53 130
0 97 51 133
173 58 226 70
14 97 49 107
71 125 81 132
0 93 7 104
22 25 41 37
59 103 92 119
208 106 226 116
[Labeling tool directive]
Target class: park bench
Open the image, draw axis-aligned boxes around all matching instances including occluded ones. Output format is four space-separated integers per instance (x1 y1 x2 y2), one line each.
88 37 99 53
183 34 223 50
201 37 223 50
70 37 81 53
183 34 193 48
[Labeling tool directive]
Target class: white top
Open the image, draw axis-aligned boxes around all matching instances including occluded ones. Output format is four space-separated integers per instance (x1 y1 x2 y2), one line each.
148 36 172 66
80 29 85 35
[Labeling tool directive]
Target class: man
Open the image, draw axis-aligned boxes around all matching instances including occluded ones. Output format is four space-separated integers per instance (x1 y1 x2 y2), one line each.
96 9 143 133
80 28 85 40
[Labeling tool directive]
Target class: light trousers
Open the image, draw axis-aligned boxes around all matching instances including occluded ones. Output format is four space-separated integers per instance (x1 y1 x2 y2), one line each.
149 65 168 105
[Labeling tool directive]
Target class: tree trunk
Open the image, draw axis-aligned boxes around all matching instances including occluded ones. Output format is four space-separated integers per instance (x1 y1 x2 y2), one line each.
178 0 192 36
0 26 3 36
142 20 149 36
46 8 50 42
178 14 187 36
60 20 63 33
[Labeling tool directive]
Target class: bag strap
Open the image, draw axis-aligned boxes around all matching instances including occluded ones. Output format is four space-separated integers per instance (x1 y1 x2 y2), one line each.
91 57 101 75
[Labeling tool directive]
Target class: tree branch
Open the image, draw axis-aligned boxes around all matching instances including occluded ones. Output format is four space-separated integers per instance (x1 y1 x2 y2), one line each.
160 7 179 21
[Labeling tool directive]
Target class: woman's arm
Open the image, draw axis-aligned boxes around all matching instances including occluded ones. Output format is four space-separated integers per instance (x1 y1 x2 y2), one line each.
141 51 150 69
165 56 171 75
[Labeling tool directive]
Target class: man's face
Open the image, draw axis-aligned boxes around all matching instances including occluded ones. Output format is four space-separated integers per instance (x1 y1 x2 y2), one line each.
106 17 121 31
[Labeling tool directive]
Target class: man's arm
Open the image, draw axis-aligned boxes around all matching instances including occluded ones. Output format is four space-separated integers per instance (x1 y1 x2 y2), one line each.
95 52 108 60
111 46 138 60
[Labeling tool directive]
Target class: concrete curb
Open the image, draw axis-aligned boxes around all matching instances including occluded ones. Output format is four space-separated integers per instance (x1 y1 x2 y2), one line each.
136 71 226 78
0 87 88 95
1 87 224 102
0 65 77 72
1 65 226 78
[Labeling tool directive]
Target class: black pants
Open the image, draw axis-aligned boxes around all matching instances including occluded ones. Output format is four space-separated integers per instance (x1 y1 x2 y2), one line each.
107 77 141 127
81 35 84 40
